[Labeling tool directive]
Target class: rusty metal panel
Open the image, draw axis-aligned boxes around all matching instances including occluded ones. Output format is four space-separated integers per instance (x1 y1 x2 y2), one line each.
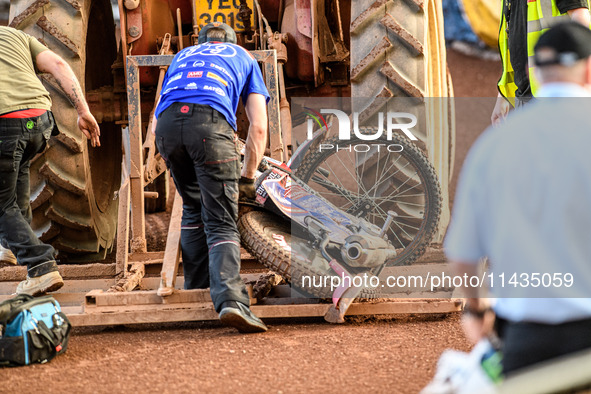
125 55 175 256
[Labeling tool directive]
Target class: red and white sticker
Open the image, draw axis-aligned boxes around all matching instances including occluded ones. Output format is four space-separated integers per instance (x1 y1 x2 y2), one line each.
188 71 203 78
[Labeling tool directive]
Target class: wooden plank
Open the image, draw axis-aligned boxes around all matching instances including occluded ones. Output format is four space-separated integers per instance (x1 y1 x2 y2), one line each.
126 57 147 253
68 304 219 326
0 278 117 299
66 298 462 327
116 127 131 275
128 251 165 264
158 191 183 296
83 302 214 314
0 249 264 284
0 263 116 281
1 274 263 299
86 289 212 307
115 180 131 275
0 291 88 307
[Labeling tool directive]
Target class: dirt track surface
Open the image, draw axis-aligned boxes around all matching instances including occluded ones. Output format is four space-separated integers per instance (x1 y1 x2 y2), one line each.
1 48 498 393
0 315 470 394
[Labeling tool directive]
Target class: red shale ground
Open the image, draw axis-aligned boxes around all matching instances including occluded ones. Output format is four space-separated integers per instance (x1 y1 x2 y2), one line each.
0 48 500 393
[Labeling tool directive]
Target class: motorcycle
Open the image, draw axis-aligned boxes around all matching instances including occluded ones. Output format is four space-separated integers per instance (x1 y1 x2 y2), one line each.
237 124 442 323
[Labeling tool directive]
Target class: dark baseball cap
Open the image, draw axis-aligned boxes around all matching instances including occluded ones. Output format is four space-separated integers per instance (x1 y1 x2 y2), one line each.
197 22 237 45
534 22 591 66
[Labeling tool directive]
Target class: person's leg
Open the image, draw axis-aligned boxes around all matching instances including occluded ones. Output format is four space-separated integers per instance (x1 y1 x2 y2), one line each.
0 115 60 295
184 107 249 311
155 104 209 289
188 108 265 333
158 103 265 333
502 318 591 375
179 196 210 289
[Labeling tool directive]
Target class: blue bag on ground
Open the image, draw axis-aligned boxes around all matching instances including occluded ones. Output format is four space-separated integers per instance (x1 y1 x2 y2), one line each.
0 294 71 366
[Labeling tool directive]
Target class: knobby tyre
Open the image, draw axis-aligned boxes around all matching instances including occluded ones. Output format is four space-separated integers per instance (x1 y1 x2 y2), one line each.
238 210 379 299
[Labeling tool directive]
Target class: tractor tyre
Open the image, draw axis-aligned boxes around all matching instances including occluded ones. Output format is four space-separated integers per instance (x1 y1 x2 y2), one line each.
350 0 452 242
9 0 120 261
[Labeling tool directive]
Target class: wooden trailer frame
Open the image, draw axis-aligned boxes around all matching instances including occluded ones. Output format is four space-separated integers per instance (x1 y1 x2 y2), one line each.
0 52 462 326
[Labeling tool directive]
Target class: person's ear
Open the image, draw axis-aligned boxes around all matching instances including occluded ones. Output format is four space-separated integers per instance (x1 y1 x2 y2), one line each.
586 57 591 85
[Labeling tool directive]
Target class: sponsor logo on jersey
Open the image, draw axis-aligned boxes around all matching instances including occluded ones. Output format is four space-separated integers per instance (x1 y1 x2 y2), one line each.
168 72 183 83
193 60 205 67
209 63 233 80
203 85 226 97
195 44 237 58
188 71 203 78
186 82 198 90
206 72 228 86
163 86 179 95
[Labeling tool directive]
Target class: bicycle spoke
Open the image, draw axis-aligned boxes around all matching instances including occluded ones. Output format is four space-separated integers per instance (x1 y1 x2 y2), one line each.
333 149 372 197
392 220 415 242
314 163 359 207
394 221 421 231
393 183 424 199
365 153 406 197
366 159 412 199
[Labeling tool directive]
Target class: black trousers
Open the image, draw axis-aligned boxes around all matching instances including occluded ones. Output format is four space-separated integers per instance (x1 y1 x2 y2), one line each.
498 316 591 375
0 111 57 277
155 102 250 312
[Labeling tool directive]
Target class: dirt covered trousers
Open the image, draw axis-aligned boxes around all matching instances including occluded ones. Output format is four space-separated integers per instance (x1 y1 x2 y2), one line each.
155 102 250 312
0 111 58 277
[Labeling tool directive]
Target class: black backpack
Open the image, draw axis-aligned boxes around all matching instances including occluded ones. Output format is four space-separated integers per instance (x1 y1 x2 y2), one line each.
0 294 71 366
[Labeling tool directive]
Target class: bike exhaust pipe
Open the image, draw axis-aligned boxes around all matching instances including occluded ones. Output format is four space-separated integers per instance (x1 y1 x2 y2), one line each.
345 243 363 261
341 235 397 268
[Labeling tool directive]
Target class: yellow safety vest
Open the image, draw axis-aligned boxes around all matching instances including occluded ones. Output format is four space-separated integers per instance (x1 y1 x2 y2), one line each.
498 0 571 105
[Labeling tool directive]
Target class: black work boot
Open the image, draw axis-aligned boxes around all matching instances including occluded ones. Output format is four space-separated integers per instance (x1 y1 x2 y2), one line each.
219 301 268 333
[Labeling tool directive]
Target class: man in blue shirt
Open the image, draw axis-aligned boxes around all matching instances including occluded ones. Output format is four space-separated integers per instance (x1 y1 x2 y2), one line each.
153 22 269 333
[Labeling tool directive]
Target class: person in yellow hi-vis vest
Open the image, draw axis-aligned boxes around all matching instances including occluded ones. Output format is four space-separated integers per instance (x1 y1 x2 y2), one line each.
491 0 590 125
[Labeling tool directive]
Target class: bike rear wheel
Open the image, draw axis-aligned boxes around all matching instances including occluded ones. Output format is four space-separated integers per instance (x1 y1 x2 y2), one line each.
238 210 379 298
294 129 442 266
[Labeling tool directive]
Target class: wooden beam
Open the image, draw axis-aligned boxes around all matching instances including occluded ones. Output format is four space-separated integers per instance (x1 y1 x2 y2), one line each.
157 191 183 296
0 263 116 281
108 262 145 292
67 296 462 327
86 288 212 307
0 249 263 283
116 168 131 276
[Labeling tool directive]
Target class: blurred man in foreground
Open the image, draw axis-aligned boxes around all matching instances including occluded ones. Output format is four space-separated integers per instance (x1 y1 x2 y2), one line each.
445 22 591 376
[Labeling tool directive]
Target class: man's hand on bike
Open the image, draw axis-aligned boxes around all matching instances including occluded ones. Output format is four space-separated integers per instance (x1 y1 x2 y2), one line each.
239 176 256 201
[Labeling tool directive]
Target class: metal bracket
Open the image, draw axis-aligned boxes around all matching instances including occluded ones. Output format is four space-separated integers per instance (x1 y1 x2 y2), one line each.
118 54 175 277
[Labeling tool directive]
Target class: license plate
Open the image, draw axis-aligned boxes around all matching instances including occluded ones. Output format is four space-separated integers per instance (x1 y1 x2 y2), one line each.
195 0 254 32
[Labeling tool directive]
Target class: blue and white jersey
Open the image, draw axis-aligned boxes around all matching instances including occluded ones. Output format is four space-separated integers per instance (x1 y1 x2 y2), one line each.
155 42 270 129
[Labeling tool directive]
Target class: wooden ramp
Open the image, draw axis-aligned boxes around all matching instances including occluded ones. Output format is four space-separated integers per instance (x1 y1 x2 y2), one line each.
67 286 462 327
0 252 462 327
